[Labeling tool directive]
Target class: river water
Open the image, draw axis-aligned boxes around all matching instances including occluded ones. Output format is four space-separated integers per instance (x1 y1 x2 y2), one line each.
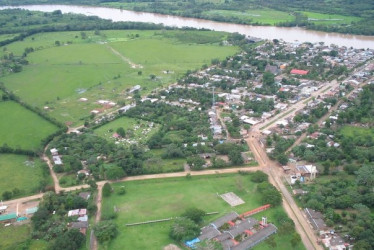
1 4 374 49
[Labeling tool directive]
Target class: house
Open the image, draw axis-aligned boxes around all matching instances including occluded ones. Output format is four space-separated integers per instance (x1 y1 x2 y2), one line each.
129 85 141 93
265 64 280 75
0 213 17 223
77 169 90 177
79 192 91 200
50 148 58 156
188 212 277 250
68 208 87 217
52 155 63 165
296 165 318 179
70 221 88 234
305 208 327 231
293 189 308 196
290 69 309 75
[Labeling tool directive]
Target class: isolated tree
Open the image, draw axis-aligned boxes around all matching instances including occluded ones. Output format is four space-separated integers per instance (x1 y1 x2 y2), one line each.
102 183 112 197
94 221 118 242
250 171 268 183
277 153 288 165
182 208 206 224
116 127 126 138
2 191 12 200
228 149 244 165
170 217 200 241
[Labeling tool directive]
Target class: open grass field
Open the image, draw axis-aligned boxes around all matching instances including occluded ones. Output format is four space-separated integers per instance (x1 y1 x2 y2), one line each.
2 30 238 126
203 9 294 25
94 116 160 145
101 174 304 250
0 224 48 250
302 11 361 25
0 224 31 250
0 101 59 151
339 125 374 139
0 154 51 197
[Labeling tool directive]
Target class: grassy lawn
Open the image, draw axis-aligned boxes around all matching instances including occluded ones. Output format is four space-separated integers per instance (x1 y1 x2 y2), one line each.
2 30 237 126
101 174 304 250
339 125 374 139
203 8 294 25
94 116 160 146
0 154 51 197
0 101 59 151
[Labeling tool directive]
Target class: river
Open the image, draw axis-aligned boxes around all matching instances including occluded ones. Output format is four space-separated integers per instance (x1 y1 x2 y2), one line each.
1 4 374 49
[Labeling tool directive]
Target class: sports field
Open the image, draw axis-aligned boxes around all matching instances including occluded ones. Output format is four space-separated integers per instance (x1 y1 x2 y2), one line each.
2 30 238 126
0 154 51 198
0 101 59 151
101 174 304 250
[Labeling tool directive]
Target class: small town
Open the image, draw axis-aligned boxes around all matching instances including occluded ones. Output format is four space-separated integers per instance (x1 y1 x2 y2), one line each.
0 3 373 250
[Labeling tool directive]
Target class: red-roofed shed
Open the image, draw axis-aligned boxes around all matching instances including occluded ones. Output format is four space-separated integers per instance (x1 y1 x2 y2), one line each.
290 69 309 75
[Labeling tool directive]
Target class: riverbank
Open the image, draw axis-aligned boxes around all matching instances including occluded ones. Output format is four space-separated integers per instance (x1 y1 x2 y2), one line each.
1 4 374 49
1 0 372 36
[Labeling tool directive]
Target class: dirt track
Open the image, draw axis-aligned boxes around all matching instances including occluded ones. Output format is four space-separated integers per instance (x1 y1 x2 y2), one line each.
246 131 321 250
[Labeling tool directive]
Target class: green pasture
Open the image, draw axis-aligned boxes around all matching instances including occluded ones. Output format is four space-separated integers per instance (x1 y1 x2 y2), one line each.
0 224 31 250
0 154 51 197
2 30 237 125
0 224 48 250
0 101 58 151
302 11 361 25
203 9 294 25
0 33 18 43
94 116 160 145
339 125 374 139
101 174 303 250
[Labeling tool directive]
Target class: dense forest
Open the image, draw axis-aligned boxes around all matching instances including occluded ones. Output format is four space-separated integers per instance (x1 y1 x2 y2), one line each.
1 0 373 35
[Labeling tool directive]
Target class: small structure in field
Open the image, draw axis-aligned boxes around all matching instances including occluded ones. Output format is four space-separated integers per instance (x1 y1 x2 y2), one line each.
220 192 245 207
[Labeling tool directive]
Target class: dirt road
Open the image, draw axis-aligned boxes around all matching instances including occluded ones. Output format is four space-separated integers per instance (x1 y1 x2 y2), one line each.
246 131 321 250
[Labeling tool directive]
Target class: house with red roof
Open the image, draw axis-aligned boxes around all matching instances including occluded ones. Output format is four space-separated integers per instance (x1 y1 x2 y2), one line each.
290 69 309 75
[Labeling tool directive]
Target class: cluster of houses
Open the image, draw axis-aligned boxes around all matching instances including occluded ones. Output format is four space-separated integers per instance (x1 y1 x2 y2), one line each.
186 212 277 250
67 192 91 235
304 208 353 250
